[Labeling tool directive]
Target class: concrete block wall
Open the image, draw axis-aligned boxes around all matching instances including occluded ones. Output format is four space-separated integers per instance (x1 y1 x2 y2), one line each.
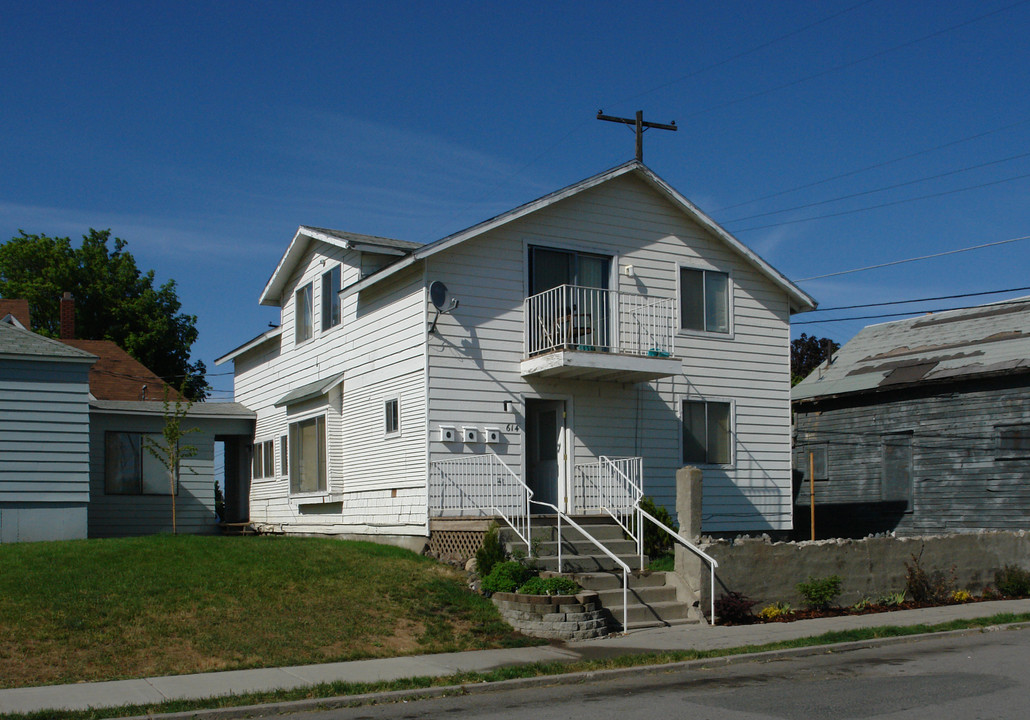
491 591 612 640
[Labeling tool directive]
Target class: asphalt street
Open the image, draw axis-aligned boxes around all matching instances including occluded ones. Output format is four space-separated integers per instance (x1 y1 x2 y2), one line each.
275 628 1030 720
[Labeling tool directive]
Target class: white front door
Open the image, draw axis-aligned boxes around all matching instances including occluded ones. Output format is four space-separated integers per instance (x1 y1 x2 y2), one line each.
526 399 566 512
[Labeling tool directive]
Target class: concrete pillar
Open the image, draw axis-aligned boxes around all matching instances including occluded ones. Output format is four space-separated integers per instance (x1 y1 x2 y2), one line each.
674 466 704 596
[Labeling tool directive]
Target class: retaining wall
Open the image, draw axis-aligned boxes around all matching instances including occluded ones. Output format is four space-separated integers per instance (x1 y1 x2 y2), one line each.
491 591 612 640
696 530 1030 609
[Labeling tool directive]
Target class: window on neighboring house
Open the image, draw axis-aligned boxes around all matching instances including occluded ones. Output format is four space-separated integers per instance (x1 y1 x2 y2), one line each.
800 444 829 482
290 416 326 494
322 265 341 331
385 398 400 435
998 425 1030 459
682 400 732 465
680 267 729 333
280 434 289 475
295 282 313 344
251 440 275 479
104 432 175 495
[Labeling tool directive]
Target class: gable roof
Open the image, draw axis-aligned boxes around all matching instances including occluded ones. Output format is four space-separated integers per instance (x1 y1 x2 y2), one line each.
340 161 817 313
59 339 179 401
0 320 97 363
259 227 422 307
213 326 282 366
793 297 1030 403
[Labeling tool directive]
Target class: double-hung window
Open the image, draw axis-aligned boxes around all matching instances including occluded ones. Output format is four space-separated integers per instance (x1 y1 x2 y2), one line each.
384 398 400 436
252 440 275 479
290 416 326 494
682 400 732 465
321 265 341 331
105 432 175 495
295 282 313 344
680 268 729 333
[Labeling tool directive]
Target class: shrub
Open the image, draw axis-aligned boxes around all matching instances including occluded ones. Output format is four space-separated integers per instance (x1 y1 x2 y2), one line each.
757 601 792 620
994 565 1030 597
517 576 581 596
878 590 906 606
904 550 956 603
795 575 842 610
474 523 507 577
714 591 758 624
950 589 972 603
481 561 533 594
638 496 678 559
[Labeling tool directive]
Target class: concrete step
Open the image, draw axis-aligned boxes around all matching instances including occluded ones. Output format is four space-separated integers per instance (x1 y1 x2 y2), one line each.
532 553 637 573
606 599 696 627
564 570 670 591
593 584 679 607
531 538 640 558
499 522 629 544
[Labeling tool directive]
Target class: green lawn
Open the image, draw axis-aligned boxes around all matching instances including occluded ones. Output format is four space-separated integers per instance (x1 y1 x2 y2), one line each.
0 534 539 688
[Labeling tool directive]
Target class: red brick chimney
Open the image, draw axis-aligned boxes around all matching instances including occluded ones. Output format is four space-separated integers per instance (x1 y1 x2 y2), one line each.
60 292 75 339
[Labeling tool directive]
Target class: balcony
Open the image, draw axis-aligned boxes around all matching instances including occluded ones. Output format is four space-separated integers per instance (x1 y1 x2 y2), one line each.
521 284 681 382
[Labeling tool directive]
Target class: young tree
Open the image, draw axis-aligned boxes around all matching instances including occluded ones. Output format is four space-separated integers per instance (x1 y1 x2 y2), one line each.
0 229 208 399
791 333 841 386
144 387 201 534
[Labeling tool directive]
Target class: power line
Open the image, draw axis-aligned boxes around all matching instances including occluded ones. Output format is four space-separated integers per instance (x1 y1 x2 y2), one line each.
725 150 1030 224
680 0 1030 123
795 234 1030 281
793 297 1030 325
714 115 1030 213
804 285 1030 312
732 171 1030 232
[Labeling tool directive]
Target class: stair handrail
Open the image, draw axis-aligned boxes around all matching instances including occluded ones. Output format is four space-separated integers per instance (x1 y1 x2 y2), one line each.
529 499 631 633
637 505 719 626
596 456 644 567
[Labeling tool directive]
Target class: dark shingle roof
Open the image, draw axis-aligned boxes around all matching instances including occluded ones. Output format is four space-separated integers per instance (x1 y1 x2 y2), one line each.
0 321 97 361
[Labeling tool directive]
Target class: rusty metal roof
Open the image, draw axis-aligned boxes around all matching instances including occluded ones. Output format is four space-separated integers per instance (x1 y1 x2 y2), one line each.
792 297 1030 402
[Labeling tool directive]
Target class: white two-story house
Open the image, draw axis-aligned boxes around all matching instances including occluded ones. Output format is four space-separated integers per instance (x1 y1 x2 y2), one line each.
216 161 816 552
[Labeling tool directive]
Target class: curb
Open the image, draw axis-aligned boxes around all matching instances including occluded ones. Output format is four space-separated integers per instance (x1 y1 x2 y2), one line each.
115 621 1030 720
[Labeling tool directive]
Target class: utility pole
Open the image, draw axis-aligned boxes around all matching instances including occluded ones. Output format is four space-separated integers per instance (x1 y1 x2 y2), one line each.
596 110 677 162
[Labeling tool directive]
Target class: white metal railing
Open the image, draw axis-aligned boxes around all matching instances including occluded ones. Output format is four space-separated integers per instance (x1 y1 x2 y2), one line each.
529 499 630 633
523 284 675 358
638 506 720 626
429 454 532 554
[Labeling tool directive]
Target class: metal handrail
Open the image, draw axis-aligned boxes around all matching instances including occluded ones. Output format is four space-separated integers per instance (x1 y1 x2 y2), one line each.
638 506 719 626
530 499 631 633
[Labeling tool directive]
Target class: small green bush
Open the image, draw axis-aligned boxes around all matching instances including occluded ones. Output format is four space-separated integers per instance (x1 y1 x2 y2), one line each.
995 565 1030 597
517 576 581 595
474 523 507 577
795 575 842 610
481 561 533 594
637 496 678 559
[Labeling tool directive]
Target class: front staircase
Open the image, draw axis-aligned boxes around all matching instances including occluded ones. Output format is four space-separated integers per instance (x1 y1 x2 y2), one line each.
499 516 701 631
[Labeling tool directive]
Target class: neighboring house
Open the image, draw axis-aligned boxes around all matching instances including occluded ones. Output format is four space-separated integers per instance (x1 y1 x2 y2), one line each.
0 320 95 542
216 161 816 551
792 297 1030 537
0 302 255 542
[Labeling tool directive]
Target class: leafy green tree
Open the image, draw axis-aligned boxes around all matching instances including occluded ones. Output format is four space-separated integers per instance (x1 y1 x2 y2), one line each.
0 229 207 399
791 333 840 386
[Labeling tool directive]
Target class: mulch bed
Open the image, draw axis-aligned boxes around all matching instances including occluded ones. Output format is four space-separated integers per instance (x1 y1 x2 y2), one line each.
725 595 1014 626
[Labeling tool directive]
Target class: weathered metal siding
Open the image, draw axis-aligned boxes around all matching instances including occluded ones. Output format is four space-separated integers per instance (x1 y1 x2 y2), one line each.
0 358 91 542
793 375 1030 536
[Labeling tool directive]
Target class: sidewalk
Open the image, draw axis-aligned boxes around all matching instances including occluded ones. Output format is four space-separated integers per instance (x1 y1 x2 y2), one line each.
3 598 1029 716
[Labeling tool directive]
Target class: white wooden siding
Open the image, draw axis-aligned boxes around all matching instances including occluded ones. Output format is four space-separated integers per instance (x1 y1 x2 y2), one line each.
425 173 794 532
233 242 428 537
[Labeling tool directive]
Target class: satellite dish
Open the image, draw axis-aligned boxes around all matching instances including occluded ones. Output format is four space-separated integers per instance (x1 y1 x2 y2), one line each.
427 280 459 333
429 281 450 311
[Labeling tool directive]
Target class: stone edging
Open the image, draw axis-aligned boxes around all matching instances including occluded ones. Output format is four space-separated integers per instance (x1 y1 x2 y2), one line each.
491 591 612 639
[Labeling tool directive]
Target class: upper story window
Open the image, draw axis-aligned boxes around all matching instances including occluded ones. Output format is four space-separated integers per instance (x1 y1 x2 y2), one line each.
295 282 313 344
322 265 341 331
680 268 729 334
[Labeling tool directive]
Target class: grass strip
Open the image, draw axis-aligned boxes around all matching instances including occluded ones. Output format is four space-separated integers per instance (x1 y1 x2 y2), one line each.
7 612 1029 720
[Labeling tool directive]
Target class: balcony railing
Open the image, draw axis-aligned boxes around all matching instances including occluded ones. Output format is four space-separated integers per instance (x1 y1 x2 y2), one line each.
523 284 675 358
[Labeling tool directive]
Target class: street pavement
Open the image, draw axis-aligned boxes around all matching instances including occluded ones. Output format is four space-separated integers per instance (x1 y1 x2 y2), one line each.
2 598 1029 716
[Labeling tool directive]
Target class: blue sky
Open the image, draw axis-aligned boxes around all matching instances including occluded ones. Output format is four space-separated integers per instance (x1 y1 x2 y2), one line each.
3 0 1029 400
